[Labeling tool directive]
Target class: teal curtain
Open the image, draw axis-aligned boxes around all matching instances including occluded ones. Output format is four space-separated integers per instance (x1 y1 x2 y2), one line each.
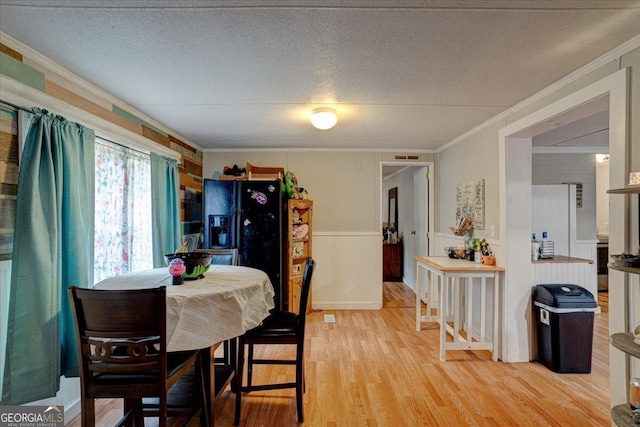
150 153 181 267
2 108 95 404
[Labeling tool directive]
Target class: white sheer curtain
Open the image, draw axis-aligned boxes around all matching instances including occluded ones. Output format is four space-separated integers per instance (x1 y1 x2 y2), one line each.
94 138 153 284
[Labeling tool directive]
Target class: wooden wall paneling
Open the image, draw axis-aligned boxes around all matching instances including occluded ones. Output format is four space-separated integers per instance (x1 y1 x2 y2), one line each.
179 173 202 190
0 43 22 61
142 125 171 148
0 103 17 260
169 135 197 154
173 145 202 164
0 199 16 227
182 157 202 177
0 114 18 134
45 81 143 135
0 162 18 186
0 132 18 164
0 51 45 91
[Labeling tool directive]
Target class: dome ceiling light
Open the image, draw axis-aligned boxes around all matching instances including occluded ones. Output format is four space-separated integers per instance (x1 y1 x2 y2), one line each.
310 107 337 130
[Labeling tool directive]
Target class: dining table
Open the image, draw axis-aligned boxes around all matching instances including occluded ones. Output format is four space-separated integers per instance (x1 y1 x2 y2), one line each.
94 264 275 425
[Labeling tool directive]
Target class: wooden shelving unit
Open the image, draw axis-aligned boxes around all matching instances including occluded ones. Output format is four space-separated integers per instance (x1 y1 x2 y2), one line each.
607 185 640 195
607 184 640 426
286 199 313 313
609 264 640 275
609 300 640 427
611 404 636 427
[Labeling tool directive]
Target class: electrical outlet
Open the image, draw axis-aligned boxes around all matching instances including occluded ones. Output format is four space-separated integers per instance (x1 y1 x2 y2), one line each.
490 225 495 237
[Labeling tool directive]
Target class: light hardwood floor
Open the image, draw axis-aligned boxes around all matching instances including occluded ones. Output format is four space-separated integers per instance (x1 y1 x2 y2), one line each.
69 282 610 426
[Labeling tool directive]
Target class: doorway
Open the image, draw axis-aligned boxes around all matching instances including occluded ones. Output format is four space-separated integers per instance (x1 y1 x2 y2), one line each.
380 162 434 306
499 67 628 407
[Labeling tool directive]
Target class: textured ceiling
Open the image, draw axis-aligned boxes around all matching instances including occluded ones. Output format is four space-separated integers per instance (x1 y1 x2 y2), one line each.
1 1 639 151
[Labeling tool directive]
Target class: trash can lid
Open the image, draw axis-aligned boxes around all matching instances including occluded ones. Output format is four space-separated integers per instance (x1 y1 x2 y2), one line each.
534 284 597 309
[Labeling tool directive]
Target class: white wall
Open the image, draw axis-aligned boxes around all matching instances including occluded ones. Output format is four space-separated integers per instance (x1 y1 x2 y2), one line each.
203 151 433 309
532 153 596 241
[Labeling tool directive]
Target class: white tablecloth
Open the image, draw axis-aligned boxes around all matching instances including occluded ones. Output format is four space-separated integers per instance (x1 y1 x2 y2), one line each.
94 265 275 352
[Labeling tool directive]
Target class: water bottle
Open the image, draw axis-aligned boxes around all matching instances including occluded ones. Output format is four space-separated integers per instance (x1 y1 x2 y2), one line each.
531 236 540 261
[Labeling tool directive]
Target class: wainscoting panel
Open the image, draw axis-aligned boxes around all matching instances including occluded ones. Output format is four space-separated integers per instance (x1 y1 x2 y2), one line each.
532 245 597 298
532 263 597 297
312 232 383 310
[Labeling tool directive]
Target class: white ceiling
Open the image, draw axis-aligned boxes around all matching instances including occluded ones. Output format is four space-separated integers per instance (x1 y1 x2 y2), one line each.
1 1 639 151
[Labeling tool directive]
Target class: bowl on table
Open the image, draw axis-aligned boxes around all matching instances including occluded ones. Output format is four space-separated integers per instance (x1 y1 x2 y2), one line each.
164 252 214 280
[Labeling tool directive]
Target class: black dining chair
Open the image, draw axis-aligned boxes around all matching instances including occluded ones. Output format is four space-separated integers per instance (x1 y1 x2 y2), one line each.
197 248 239 367
234 257 316 425
68 286 208 427
196 248 238 267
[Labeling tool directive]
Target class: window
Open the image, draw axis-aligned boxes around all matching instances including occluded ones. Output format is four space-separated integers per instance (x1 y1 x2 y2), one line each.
94 138 153 284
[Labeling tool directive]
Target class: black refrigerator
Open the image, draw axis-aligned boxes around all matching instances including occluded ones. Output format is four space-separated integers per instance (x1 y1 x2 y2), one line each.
203 179 285 309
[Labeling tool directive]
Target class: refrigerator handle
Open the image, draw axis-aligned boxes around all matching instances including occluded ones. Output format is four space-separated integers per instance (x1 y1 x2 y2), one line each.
234 206 241 250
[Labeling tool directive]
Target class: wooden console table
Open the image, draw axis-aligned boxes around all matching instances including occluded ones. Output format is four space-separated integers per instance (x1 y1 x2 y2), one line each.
383 242 403 281
415 256 504 361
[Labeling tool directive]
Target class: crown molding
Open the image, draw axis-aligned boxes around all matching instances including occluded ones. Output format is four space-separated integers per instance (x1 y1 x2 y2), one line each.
204 146 436 153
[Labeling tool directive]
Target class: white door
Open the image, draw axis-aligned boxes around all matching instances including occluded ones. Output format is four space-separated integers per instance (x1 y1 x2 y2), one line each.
413 167 429 296
413 167 429 256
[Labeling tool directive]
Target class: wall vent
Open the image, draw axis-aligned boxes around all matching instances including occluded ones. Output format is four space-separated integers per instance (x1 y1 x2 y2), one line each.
408 155 420 160
394 155 407 160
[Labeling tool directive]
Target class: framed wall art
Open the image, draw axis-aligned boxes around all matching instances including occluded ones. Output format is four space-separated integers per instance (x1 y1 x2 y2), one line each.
456 179 485 230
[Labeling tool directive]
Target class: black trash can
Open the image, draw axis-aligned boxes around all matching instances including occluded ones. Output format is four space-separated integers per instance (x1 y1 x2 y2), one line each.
534 284 597 373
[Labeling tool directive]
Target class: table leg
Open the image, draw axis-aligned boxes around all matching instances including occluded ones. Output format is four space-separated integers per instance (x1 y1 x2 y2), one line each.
416 263 422 331
492 272 500 361
196 347 216 427
202 342 236 426
440 274 447 361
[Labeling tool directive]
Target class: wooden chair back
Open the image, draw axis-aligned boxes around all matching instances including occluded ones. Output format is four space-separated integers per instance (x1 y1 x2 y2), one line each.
68 286 205 427
197 248 238 266
296 258 316 331
69 287 168 394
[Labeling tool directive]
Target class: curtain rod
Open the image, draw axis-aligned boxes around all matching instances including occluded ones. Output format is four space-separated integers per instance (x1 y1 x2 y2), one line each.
1 99 152 157
96 136 149 157
1 98 179 160
1 100 33 113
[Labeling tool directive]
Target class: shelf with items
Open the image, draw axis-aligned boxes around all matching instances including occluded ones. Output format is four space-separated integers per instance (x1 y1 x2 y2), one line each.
610 333 640 426
611 404 635 427
607 185 640 194
609 264 640 275
610 333 640 361
608 184 640 426
286 199 313 313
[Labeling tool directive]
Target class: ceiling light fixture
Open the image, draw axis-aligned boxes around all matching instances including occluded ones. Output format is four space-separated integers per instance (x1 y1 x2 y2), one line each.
310 107 337 130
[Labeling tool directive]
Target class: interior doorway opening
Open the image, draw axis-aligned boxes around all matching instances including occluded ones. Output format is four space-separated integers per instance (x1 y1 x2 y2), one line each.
380 161 434 307
499 67 629 406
